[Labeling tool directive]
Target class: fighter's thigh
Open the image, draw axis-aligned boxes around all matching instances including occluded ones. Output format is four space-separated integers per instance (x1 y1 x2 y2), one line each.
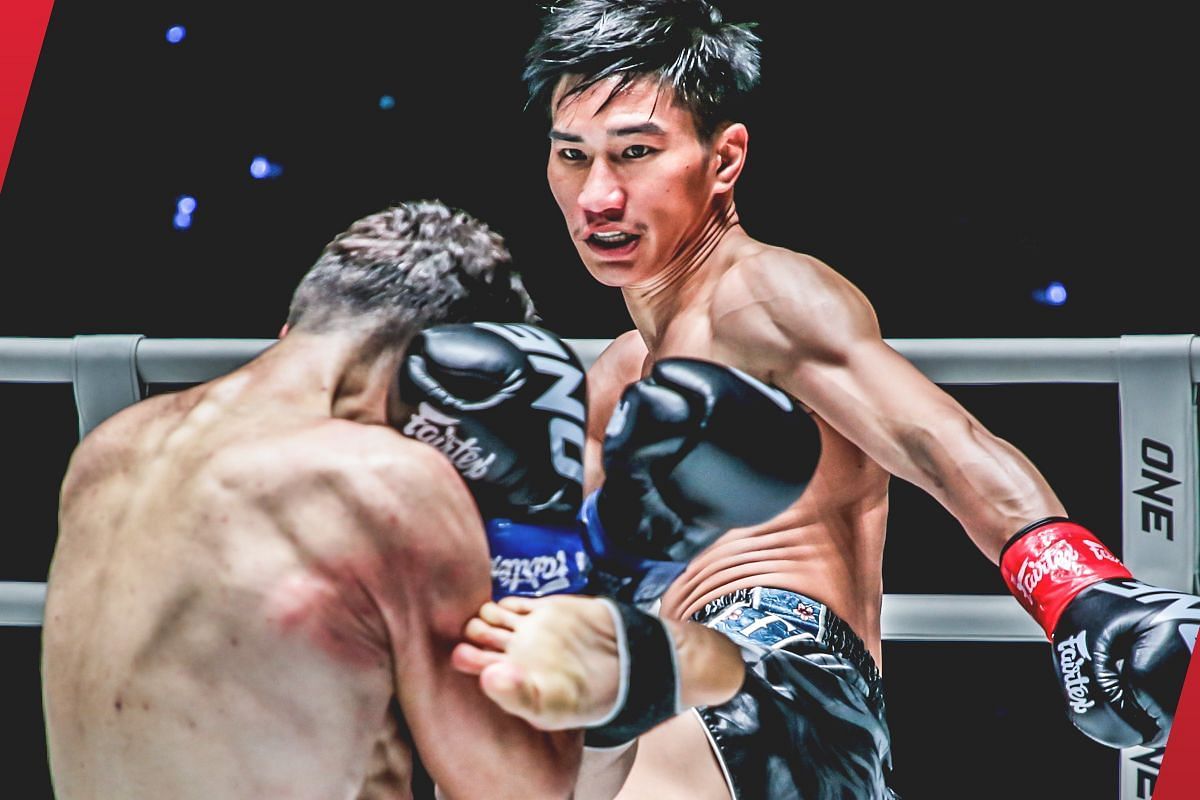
614 712 731 800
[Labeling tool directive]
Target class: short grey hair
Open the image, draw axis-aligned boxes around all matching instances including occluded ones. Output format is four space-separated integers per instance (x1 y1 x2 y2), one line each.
287 200 538 343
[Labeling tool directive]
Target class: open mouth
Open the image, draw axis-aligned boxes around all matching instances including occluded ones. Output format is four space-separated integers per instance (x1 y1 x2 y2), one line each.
585 231 641 256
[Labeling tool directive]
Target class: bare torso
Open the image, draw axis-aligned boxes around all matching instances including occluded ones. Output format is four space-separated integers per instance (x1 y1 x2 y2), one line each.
589 240 891 666
43 347 578 800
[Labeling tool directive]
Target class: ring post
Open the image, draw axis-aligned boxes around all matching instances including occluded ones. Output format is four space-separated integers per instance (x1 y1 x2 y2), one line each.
71 334 146 439
1117 334 1199 799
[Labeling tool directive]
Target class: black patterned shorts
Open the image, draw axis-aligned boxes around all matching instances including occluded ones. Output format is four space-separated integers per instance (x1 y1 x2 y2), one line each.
691 587 899 800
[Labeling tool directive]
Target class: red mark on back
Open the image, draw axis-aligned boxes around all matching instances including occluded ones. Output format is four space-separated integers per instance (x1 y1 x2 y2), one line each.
267 560 391 670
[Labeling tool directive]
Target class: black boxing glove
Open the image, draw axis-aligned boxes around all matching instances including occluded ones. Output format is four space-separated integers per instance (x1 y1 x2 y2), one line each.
395 322 591 598
1001 517 1200 748
580 358 819 601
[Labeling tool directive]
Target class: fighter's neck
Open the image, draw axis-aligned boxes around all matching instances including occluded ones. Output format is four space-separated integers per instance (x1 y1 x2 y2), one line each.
243 332 395 425
622 202 747 348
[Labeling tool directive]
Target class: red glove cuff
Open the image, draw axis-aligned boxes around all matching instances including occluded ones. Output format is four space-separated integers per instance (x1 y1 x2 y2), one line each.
999 518 1132 639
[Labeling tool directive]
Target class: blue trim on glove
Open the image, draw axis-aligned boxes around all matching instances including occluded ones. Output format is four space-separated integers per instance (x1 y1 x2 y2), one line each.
487 518 591 599
579 490 686 603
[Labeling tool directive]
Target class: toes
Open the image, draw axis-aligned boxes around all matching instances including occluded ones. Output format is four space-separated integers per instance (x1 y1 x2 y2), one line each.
496 595 536 614
450 642 504 675
479 601 526 631
463 617 513 651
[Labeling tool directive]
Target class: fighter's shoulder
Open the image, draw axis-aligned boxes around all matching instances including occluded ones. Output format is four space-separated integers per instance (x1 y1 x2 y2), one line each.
60 393 180 505
712 245 881 361
220 421 470 513
589 329 647 387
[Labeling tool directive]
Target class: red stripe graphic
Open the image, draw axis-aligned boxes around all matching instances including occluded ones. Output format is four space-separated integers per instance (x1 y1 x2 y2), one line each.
1155 631 1200 799
0 0 55 193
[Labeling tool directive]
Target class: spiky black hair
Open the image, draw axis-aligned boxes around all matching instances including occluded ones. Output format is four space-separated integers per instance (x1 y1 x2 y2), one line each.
524 0 761 138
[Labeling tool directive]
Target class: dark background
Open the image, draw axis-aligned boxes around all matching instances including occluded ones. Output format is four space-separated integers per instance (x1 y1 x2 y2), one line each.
1 2 1195 797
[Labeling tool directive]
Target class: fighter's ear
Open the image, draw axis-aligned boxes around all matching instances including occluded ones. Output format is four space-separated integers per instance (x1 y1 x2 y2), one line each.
278 322 290 339
712 122 748 193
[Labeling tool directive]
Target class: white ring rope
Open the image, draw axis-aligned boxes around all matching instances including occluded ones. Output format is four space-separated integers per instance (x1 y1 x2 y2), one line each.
2 334 1195 641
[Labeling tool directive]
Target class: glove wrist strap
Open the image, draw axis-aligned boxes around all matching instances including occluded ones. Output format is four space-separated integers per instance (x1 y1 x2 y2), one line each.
999 518 1133 639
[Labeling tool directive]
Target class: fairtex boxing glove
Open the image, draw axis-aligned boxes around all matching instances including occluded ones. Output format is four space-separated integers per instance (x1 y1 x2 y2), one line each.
396 322 591 598
1000 517 1200 747
580 358 820 600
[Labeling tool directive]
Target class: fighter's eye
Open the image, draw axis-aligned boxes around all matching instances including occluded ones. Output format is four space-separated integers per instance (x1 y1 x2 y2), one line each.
623 144 653 159
558 148 586 162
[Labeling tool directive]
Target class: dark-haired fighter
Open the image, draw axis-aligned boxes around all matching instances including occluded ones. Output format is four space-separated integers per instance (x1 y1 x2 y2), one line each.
42 201 581 800
500 2 1200 798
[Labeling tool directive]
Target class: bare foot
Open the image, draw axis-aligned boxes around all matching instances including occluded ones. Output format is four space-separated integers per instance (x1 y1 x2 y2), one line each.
451 595 624 731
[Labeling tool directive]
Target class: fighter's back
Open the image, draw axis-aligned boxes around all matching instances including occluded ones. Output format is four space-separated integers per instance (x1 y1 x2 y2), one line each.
42 365 487 800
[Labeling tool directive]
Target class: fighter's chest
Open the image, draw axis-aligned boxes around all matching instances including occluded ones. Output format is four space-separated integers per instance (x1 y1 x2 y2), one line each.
641 318 814 416
640 317 726 378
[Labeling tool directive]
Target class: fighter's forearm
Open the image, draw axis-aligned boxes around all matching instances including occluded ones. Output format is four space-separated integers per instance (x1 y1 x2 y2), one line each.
900 415 1066 562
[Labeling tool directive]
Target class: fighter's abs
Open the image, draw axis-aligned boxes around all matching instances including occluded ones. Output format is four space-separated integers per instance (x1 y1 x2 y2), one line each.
660 421 889 598
625 338 890 647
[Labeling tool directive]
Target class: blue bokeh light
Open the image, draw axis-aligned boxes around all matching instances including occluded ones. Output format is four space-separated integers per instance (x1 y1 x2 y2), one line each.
250 156 283 180
250 156 270 179
166 26 186 44
1032 280 1068 307
173 212 193 230
176 195 196 215
379 95 396 110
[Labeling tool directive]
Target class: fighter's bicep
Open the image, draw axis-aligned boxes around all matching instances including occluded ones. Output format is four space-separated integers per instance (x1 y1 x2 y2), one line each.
350 446 576 797
713 273 969 480
332 439 491 644
786 338 974 482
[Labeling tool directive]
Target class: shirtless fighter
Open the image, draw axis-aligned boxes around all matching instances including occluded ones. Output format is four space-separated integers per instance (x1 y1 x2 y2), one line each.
40 200 582 800
451 2 1200 798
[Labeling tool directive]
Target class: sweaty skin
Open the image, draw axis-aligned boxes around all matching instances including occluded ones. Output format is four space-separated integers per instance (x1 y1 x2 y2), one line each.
545 74 1066 799
42 333 580 800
